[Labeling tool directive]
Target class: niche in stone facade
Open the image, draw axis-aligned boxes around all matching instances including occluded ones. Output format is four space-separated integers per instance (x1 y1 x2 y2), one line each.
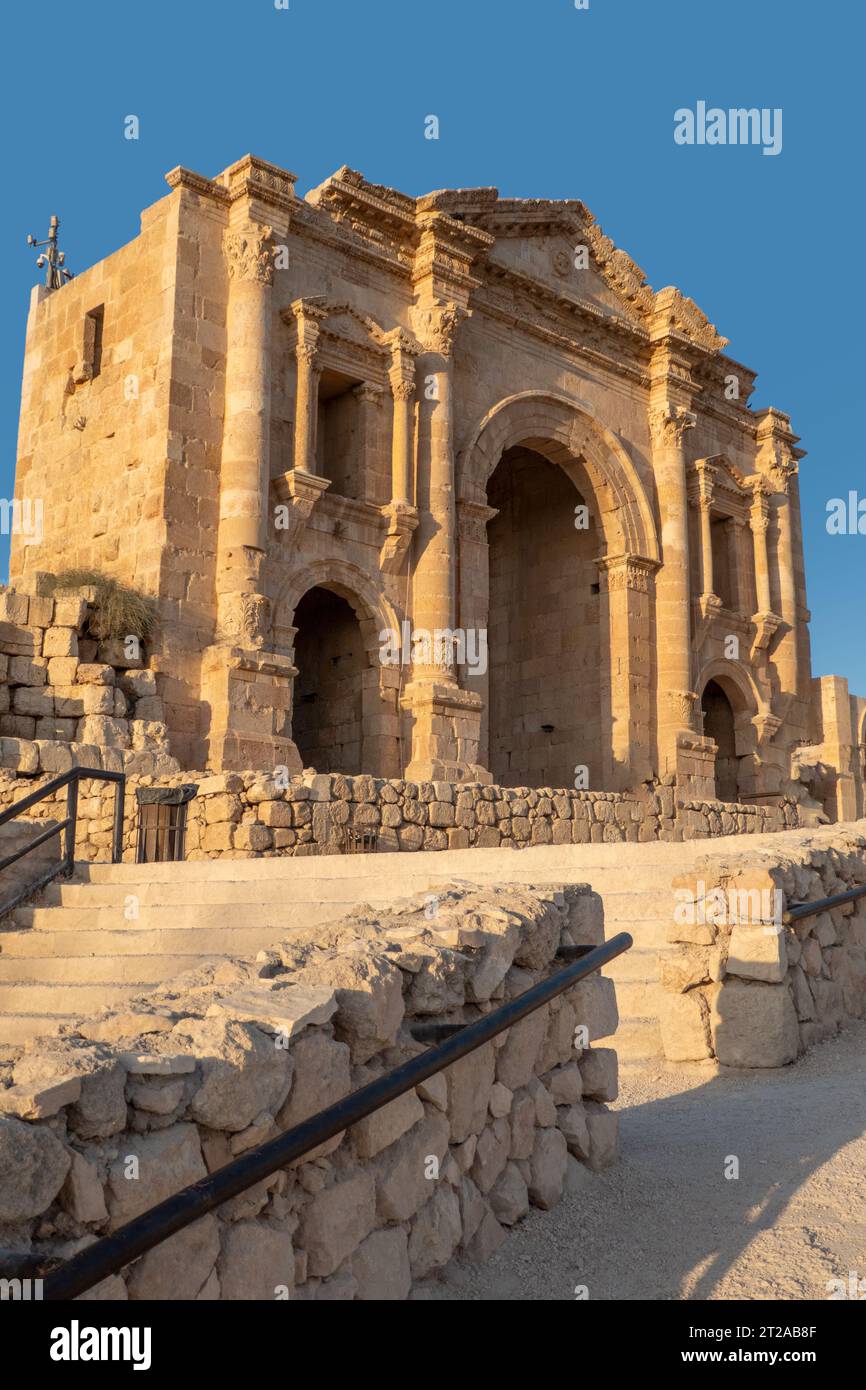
292 585 365 774
316 369 364 500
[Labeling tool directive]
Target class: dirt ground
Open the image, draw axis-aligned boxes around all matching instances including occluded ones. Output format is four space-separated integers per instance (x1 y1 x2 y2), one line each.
431 1021 866 1301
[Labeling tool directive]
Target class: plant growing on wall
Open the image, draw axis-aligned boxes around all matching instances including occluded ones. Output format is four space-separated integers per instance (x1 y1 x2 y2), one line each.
39 569 157 643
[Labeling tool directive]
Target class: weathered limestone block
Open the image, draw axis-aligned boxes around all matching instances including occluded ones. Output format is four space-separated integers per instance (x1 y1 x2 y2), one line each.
60 1149 109 1224
9 655 47 684
557 1101 590 1159
578 1047 618 1102
0 1115 71 1221
659 990 711 1061
297 952 404 1063
443 1043 496 1142
76 715 130 747
585 1102 619 1170
726 924 787 984
710 980 800 1067
297 1170 377 1278
77 662 116 685
567 974 618 1041
407 1185 462 1277
470 1117 511 1194
352 1088 424 1159
489 1161 530 1226
528 1126 567 1208
372 1107 449 1221
508 1089 536 1160
495 1007 548 1090
351 1227 411 1300
219 1220 295 1300
42 626 79 658
546 1060 583 1106
106 1123 207 1226
181 1018 294 1131
127 1216 220 1301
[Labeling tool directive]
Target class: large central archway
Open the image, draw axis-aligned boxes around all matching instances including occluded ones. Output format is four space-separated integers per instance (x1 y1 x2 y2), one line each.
486 445 602 787
459 392 660 790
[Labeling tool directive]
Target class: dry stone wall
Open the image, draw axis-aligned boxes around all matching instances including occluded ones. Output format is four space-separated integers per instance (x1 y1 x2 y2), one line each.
0 883 618 1300
0 767 800 869
659 822 866 1067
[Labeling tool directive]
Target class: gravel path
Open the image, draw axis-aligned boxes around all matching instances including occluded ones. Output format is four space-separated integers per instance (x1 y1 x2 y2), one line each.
431 1021 866 1301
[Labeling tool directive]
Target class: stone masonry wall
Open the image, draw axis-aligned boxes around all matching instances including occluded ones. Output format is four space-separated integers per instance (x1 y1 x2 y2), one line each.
0 767 800 869
659 822 866 1067
0 588 178 781
0 883 617 1301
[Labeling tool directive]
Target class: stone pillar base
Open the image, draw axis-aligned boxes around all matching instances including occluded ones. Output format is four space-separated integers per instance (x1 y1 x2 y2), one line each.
401 679 491 783
674 731 716 802
201 644 302 774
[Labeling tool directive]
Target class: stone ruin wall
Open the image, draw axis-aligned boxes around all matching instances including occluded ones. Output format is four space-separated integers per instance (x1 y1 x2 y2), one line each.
659 822 866 1068
0 587 178 782
0 883 618 1301
0 768 802 883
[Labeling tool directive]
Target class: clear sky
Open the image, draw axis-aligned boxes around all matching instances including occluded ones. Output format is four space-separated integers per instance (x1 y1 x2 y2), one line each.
1 0 863 690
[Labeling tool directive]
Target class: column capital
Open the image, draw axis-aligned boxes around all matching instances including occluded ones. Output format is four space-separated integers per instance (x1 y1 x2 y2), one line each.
411 303 470 358
650 404 697 450
353 381 384 406
596 552 659 593
224 223 276 286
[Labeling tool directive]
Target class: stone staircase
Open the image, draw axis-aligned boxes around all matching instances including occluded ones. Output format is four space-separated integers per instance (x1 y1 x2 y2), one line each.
0 834 804 1054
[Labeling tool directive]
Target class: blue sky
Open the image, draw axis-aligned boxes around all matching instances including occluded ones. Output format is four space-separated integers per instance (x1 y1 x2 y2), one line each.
1 0 863 690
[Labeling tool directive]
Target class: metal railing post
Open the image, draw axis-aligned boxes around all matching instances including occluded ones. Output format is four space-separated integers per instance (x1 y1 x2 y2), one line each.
64 776 78 877
112 779 125 863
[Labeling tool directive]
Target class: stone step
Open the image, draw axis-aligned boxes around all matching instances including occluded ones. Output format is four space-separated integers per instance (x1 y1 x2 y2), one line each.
43 875 677 917
0 1014 79 1046
599 1016 664 1063
0 981 153 1015
77 844 694 885
0 953 211 985
10 900 361 933
0 924 289 958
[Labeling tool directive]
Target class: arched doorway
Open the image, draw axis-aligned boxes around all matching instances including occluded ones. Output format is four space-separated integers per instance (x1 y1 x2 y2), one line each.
292 587 365 774
701 679 739 802
485 446 601 788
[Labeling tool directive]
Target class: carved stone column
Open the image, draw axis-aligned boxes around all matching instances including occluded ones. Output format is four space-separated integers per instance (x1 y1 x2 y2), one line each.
651 403 698 773
597 554 658 787
204 218 302 773
695 460 718 600
401 304 485 781
291 301 327 476
774 483 799 697
750 486 773 616
215 221 275 638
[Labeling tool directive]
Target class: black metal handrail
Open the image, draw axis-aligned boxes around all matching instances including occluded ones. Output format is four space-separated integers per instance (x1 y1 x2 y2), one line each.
783 882 866 924
0 767 125 914
40 929 632 1300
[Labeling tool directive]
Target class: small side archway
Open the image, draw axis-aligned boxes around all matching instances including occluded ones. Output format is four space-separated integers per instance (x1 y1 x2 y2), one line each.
696 660 761 804
270 561 404 778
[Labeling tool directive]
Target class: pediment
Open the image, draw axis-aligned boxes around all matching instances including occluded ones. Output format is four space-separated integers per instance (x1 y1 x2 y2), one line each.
485 227 650 329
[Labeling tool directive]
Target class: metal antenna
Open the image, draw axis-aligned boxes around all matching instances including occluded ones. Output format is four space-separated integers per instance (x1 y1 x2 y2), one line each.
26 215 74 289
